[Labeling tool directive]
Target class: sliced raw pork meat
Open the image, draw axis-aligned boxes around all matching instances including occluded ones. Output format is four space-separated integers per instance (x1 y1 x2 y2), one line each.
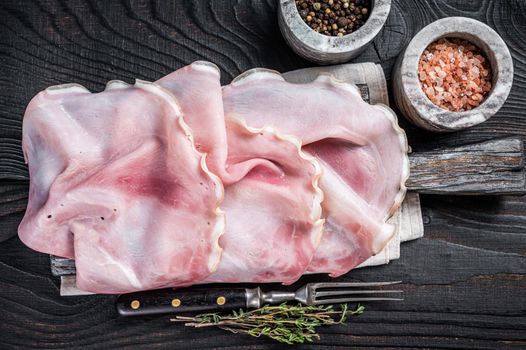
157 62 324 284
19 80 225 293
19 61 409 293
205 119 323 284
222 69 409 276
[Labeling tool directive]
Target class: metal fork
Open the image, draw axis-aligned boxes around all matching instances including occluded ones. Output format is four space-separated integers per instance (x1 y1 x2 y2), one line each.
246 281 403 308
116 281 403 316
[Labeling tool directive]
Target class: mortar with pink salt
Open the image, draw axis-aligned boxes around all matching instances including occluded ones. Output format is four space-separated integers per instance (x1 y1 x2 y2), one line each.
393 17 513 132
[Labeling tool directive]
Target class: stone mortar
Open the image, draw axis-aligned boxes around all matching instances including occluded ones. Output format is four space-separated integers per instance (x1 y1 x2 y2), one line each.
393 17 514 132
278 0 391 64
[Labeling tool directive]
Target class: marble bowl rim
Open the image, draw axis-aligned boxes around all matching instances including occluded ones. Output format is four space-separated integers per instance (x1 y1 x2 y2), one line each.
399 16 514 130
279 0 391 54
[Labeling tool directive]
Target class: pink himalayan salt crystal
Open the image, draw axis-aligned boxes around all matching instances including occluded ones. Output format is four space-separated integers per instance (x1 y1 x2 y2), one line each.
418 38 493 111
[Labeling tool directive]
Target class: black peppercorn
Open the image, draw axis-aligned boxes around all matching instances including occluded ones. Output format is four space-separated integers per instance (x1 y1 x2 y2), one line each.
336 17 348 27
296 0 370 37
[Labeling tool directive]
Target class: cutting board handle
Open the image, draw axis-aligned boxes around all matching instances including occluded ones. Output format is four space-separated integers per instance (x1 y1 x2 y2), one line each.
407 136 525 195
1 137 523 197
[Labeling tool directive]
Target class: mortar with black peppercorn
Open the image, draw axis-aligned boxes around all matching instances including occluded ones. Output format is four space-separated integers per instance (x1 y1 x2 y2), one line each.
279 0 390 64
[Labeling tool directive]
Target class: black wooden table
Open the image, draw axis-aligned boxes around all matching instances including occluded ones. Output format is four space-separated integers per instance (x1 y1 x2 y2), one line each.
1 1 525 349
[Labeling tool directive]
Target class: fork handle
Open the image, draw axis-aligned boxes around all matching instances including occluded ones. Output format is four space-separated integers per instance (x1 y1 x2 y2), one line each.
116 288 248 316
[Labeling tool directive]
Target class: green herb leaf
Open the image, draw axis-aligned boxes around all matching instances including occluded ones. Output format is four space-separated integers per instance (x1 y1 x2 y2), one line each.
171 303 364 344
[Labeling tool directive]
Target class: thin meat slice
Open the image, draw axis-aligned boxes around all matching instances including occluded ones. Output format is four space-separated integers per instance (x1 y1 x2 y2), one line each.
19 81 225 293
156 62 228 177
304 162 394 274
157 63 324 284
205 119 324 284
222 69 409 276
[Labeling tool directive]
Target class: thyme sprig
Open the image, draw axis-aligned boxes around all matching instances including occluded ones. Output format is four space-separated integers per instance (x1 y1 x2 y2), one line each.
171 303 364 344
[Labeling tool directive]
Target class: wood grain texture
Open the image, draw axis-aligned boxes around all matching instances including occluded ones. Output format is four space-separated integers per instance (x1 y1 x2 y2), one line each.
407 137 526 195
0 0 525 349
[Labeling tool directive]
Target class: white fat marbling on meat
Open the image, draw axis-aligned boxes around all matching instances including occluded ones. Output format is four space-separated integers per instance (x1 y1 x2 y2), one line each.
19 80 225 293
158 63 323 284
223 69 408 276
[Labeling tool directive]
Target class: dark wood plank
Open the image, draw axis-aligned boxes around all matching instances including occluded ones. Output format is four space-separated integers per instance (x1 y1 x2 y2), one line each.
406 137 526 195
0 0 525 349
0 181 27 243
0 137 27 180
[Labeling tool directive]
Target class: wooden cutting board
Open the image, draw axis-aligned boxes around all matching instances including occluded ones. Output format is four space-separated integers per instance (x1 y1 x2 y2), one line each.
47 136 525 295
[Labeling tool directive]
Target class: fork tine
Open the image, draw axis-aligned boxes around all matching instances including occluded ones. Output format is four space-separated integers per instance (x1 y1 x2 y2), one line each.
315 289 403 298
313 297 404 305
312 281 402 288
